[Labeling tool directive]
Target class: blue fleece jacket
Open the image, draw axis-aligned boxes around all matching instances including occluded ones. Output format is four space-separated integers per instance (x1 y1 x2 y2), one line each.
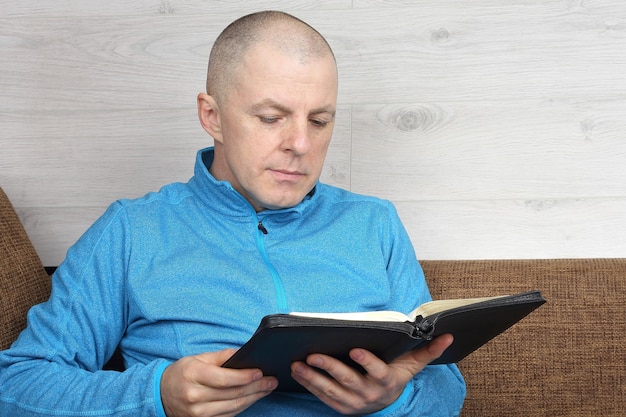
0 148 465 416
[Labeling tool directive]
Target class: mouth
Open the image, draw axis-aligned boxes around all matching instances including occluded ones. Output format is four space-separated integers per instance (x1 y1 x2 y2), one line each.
269 169 306 182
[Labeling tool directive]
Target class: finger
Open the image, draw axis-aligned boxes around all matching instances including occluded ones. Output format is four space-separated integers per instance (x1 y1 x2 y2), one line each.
161 355 278 417
348 348 395 385
392 334 454 376
195 348 238 366
163 352 277 402
308 353 366 389
291 360 359 414
191 350 272 391
291 357 396 415
291 357 352 394
422 333 454 360
189 383 277 417
290 360 331 392
196 362 264 390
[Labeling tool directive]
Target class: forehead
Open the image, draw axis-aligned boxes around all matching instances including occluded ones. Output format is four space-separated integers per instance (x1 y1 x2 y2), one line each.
249 98 336 119
229 42 338 109
242 39 336 79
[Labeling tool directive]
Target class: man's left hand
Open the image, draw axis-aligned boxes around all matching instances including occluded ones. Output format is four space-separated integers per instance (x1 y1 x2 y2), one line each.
290 334 454 415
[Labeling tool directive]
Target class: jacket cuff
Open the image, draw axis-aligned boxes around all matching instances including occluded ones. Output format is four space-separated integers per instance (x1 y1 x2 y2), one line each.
153 360 173 417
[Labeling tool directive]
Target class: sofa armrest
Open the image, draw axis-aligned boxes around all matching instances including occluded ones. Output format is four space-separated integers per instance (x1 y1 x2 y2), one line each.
0 187 52 350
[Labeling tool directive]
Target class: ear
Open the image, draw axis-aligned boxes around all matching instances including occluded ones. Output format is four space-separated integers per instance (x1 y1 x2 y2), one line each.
197 93 223 143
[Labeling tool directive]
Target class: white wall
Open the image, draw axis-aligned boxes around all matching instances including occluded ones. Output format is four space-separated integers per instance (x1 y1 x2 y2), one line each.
2 1 625 265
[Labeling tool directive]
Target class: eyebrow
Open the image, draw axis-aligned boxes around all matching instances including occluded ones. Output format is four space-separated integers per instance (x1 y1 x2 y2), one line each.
250 98 336 119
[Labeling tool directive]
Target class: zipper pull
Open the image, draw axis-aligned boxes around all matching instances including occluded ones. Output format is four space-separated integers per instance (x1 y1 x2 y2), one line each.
415 318 434 340
258 221 268 234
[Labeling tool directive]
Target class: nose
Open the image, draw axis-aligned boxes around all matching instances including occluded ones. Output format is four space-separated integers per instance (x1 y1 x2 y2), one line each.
282 117 311 155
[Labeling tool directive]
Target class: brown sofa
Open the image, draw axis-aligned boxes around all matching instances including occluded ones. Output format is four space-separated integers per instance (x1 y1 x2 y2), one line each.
1 185 624 416
423 259 625 416
0 187 51 350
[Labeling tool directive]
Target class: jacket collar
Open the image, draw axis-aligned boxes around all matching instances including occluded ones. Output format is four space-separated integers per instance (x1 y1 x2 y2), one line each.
188 147 317 220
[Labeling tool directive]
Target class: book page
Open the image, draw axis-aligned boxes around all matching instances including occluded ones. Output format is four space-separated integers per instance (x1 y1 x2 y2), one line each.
411 295 509 318
289 310 412 322
290 294 511 323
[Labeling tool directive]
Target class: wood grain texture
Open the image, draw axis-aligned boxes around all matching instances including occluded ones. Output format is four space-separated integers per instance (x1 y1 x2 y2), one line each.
351 99 626 201
2 0 352 17
2 1 626 264
5 3 624 112
397 198 626 260
0 106 351 207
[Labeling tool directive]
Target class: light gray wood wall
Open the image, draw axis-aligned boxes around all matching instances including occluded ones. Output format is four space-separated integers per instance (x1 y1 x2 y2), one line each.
2 1 625 265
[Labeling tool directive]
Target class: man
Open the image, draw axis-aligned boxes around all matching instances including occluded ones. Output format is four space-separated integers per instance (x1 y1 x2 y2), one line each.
0 11 465 417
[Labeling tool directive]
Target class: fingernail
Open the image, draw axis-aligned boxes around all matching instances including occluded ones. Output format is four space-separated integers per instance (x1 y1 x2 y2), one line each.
351 349 365 361
266 378 278 390
292 362 305 375
308 357 323 368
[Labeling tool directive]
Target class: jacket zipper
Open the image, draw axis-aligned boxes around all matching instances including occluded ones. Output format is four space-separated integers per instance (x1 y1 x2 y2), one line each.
255 218 289 312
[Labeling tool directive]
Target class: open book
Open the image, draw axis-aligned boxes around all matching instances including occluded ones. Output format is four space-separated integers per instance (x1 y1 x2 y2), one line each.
223 290 546 392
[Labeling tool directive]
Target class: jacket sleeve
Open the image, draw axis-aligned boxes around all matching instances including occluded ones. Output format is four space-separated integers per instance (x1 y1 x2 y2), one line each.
369 201 466 416
0 202 167 417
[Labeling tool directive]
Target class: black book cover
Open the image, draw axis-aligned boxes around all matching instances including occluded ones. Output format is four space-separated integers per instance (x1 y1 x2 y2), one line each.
223 290 546 392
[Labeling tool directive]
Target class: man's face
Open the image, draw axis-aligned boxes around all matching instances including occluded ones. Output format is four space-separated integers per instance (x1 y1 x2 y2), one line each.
207 43 338 212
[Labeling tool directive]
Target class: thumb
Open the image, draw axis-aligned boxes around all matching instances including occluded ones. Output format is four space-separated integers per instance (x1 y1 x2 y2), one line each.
424 333 454 359
194 348 239 366
392 334 454 375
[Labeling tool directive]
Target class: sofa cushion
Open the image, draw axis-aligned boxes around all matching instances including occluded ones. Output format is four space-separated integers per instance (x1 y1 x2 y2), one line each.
0 187 51 350
422 259 626 417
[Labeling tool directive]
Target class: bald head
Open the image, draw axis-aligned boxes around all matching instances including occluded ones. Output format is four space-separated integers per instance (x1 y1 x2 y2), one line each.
206 11 336 104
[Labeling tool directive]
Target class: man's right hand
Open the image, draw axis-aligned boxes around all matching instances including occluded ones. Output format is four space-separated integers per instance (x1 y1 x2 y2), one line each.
160 348 278 417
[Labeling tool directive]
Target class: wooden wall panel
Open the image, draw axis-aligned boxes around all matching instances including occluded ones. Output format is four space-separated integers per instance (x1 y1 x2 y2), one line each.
6 4 623 110
1 106 351 207
397 198 626 260
2 1 353 16
2 1 625 264
334 3 626 102
351 99 626 201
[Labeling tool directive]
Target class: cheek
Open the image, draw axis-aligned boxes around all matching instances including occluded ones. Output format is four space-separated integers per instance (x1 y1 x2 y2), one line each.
228 149 258 181
311 135 332 163
223 126 261 167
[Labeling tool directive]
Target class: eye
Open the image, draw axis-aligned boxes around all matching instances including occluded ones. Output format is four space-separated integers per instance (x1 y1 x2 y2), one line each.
310 119 329 128
259 116 279 124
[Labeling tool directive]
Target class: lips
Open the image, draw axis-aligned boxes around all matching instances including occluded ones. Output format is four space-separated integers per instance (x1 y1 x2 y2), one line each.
275 169 303 175
269 169 305 182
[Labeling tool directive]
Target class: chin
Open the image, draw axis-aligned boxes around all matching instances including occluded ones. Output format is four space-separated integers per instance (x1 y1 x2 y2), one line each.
262 195 306 210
